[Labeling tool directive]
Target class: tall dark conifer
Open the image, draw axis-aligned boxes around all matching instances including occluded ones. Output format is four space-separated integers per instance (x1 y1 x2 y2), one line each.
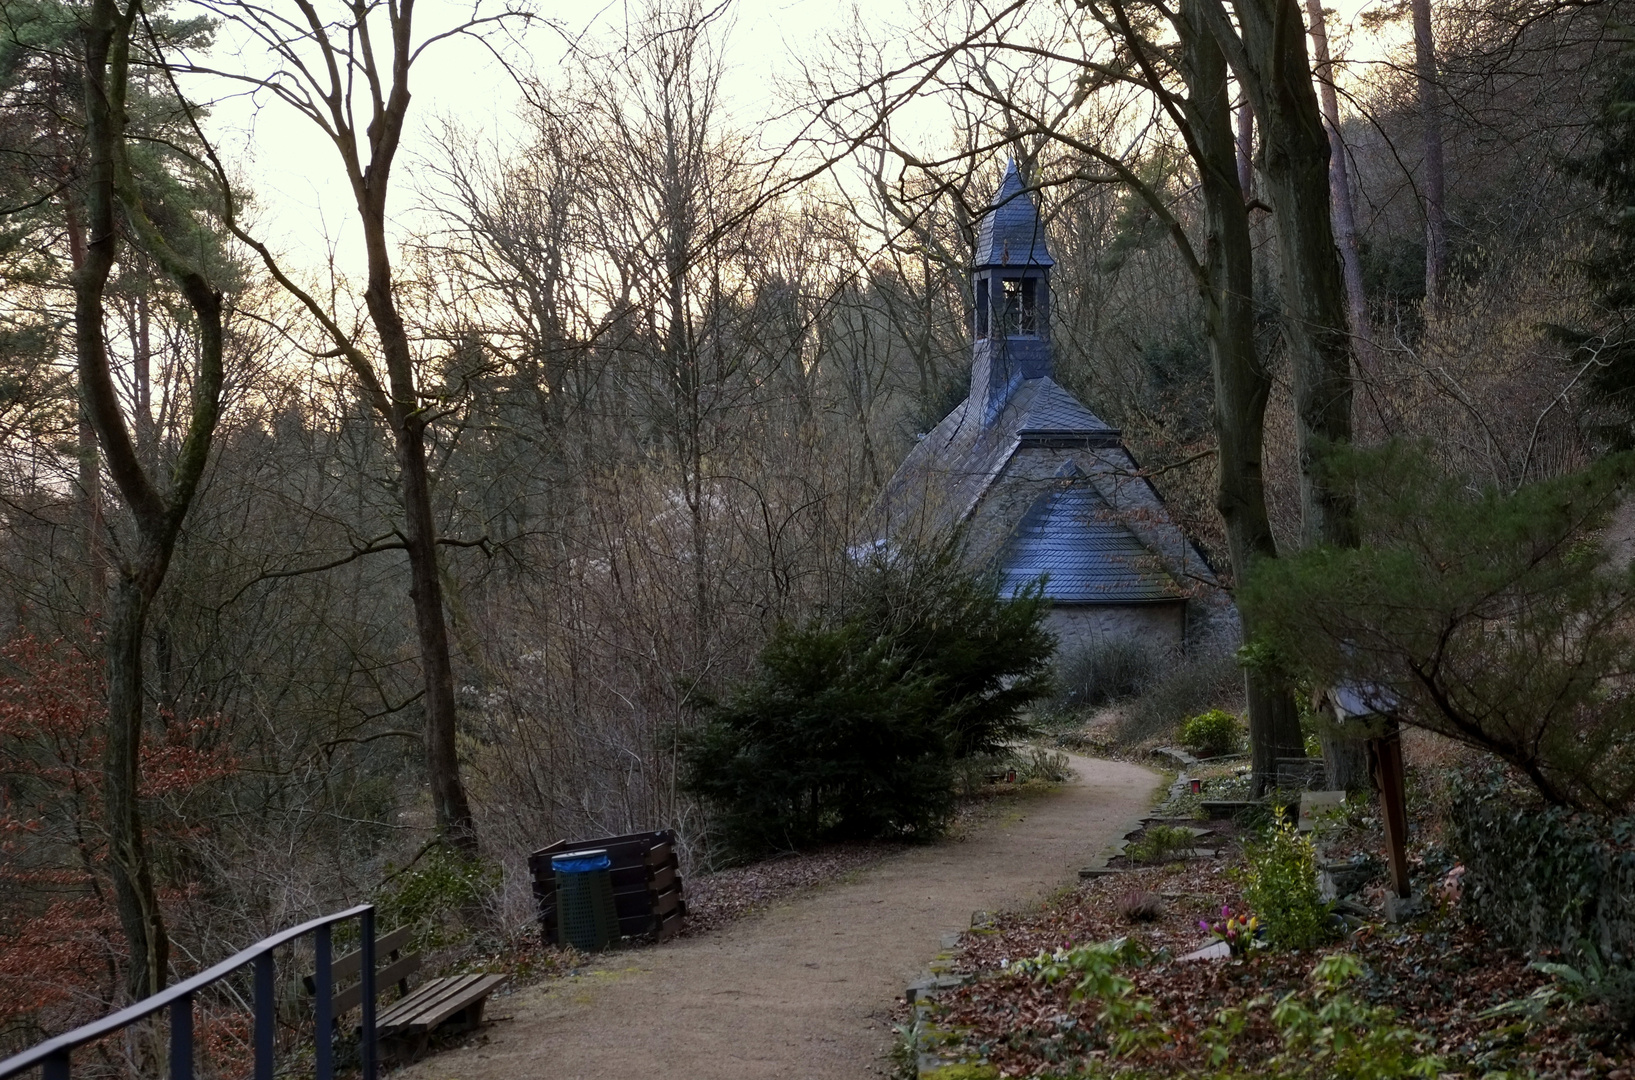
1568 55 1635 448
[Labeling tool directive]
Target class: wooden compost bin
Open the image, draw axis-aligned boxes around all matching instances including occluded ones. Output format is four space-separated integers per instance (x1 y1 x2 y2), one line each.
529 829 686 945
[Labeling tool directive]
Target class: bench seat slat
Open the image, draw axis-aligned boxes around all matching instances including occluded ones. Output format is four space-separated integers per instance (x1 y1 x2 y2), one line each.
377 980 470 1032
378 974 505 1035
377 976 472 1030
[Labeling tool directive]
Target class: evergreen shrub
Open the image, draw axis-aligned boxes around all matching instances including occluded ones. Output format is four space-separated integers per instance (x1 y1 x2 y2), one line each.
1449 766 1635 977
681 545 1055 857
1179 708 1242 757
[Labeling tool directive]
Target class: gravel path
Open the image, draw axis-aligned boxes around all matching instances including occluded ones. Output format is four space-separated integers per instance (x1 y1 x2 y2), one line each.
400 753 1160 1079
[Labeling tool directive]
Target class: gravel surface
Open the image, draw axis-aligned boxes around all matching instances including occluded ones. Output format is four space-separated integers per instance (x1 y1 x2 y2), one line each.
399 752 1161 1080
681 843 908 936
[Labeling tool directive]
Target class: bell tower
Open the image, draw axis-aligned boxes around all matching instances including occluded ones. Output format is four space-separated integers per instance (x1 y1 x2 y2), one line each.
970 159 1054 425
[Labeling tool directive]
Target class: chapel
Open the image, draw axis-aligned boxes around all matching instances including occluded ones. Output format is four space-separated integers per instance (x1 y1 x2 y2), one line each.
874 160 1226 655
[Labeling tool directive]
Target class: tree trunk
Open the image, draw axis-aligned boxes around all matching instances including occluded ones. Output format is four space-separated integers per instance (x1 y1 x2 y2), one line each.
200 0 483 854
1321 725 1370 790
101 566 168 1001
1225 0 1359 550
1236 100 1254 198
77 0 168 1000
65 206 108 605
1296 0 1372 778
1304 0 1371 369
397 414 475 850
1412 0 1447 312
1246 675 1304 795
1179 0 1306 795
361 228 479 854
77 0 228 998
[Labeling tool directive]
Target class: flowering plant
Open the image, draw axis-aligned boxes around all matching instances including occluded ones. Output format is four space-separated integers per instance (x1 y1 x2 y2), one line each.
1201 905 1262 956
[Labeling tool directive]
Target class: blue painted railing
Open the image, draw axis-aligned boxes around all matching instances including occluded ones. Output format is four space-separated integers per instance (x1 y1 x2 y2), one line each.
0 904 381 1080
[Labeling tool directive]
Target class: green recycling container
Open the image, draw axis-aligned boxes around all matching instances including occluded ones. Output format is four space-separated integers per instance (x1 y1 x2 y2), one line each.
552 848 618 950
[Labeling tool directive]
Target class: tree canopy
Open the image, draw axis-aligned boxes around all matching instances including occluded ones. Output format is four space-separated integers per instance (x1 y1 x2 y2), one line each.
1241 443 1635 814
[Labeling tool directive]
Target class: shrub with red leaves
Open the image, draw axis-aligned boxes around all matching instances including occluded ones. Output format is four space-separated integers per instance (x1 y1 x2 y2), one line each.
0 633 237 1046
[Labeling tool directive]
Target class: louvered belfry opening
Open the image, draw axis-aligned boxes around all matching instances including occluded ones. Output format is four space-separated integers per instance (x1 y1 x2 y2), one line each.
970 160 1055 423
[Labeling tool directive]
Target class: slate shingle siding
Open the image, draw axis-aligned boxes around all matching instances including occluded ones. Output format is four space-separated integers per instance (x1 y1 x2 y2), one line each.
974 164 1054 270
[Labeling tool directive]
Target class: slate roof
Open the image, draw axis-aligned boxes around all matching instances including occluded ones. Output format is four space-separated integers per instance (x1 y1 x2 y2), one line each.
1017 380 1119 443
996 468 1185 603
973 160 1054 269
879 377 1117 542
1329 682 1401 718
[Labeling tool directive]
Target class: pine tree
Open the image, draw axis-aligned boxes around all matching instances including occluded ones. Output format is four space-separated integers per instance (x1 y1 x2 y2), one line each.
1562 51 1635 448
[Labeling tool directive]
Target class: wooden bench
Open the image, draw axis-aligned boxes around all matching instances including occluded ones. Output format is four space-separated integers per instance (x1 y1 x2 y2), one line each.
528 829 686 945
305 925 506 1062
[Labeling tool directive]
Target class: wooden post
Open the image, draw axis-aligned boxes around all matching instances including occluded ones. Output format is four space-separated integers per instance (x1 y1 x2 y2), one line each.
1371 717 1411 898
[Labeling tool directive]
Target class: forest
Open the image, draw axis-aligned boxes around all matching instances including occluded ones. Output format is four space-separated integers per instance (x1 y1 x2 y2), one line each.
2 0 1634 1060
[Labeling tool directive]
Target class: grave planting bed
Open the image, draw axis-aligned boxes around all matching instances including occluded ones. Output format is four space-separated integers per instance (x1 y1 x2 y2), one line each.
910 809 1635 1078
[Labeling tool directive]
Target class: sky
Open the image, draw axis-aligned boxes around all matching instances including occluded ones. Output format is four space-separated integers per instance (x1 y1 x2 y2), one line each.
190 0 1408 278
193 0 856 272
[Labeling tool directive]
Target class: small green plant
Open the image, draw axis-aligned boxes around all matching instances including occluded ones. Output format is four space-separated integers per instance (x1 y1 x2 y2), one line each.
1011 937 1165 1055
1202 954 1447 1078
1239 812 1335 949
1125 824 1194 864
375 842 501 949
1529 940 1635 1033
1179 709 1242 757
1273 954 1446 1078
998 941 1446 1076
888 1019 919 1079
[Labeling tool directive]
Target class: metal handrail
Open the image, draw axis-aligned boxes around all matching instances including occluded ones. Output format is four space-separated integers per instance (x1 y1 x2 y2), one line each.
0 904 380 1080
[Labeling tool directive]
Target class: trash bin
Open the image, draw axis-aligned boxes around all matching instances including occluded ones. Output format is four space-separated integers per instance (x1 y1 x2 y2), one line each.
552 848 618 950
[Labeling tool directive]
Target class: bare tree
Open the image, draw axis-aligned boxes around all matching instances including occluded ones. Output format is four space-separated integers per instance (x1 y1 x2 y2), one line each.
1304 0 1370 366
176 0 537 852
1171 0 1310 789
1193 0 1358 550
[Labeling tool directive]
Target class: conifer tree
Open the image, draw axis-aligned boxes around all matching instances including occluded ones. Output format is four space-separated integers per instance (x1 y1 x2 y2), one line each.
1564 53 1635 449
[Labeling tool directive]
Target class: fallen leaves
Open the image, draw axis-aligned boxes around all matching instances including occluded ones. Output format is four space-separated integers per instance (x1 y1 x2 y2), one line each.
928 849 1633 1077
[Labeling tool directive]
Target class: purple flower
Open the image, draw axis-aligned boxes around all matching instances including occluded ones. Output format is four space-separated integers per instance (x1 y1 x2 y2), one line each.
1199 920 1210 932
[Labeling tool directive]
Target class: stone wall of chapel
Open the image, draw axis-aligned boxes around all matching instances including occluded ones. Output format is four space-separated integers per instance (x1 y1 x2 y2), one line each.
1042 602 1188 657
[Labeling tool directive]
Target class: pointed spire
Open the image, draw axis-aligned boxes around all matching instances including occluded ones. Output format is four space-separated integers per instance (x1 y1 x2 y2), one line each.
973 159 1053 269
